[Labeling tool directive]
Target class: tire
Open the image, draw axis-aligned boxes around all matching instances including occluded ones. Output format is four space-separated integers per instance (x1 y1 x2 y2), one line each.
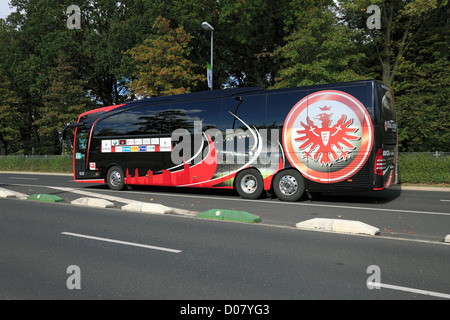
235 168 264 200
106 166 125 191
273 169 305 202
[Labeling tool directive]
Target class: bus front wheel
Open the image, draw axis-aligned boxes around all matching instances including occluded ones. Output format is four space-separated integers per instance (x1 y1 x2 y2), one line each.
273 169 305 202
106 166 125 191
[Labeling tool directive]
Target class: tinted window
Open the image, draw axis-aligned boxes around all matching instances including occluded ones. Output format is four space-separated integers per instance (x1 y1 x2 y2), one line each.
94 107 168 137
170 100 222 133
222 95 266 130
381 90 396 122
267 90 309 129
94 100 223 137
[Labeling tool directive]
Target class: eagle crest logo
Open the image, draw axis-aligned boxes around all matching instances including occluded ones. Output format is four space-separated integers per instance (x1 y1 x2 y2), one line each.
295 106 360 166
282 90 374 184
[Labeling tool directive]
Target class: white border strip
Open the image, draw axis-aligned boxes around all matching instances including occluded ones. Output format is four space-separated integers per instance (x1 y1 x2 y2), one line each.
369 282 450 299
61 232 182 253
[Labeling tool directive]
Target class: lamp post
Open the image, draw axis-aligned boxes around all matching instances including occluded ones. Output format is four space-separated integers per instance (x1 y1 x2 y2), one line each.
202 21 214 90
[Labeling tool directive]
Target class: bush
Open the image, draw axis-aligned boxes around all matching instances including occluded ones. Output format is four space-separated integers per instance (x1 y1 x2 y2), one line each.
398 153 450 185
0 155 72 173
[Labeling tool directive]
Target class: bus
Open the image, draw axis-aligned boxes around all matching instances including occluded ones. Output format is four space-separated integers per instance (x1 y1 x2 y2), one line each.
62 80 398 202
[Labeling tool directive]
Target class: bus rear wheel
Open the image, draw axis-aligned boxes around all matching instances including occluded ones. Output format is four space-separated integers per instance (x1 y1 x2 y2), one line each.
273 169 305 202
106 166 125 191
235 168 264 200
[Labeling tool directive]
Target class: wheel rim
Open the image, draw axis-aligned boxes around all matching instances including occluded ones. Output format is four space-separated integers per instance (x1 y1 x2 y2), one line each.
240 174 258 194
278 175 298 196
109 171 122 187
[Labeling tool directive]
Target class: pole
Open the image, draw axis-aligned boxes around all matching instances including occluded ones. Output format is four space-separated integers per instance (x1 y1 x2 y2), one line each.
202 22 214 90
210 30 213 90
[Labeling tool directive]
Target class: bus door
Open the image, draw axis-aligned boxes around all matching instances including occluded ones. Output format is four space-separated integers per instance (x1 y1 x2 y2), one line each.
376 87 398 188
74 128 89 179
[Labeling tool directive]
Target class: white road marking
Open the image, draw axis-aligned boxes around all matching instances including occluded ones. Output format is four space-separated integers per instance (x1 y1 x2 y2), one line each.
0 187 28 199
48 186 136 204
9 177 38 180
440 199 450 202
369 282 450 299
61 232 182 253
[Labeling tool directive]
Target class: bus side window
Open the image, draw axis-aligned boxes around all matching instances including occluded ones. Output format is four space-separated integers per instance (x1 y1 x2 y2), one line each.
267 91 307 129
222 95 266 130
168 100 222 133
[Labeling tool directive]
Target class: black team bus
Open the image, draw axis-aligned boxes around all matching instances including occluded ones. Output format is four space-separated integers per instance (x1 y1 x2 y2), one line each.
62 80 398 202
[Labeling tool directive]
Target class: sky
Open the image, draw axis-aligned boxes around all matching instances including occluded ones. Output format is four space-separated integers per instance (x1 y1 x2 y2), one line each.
0 1 13 20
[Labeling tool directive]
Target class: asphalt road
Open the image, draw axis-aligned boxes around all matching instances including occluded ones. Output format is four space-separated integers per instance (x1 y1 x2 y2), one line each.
0 172 449 302
1 172 449 242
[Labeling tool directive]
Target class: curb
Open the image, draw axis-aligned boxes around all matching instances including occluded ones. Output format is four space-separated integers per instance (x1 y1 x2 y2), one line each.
0 187 28 199
391 185 450 192
121 201 174 214
295 218 380 236
0 171 72 176
71 197 115 208
0 188 16 198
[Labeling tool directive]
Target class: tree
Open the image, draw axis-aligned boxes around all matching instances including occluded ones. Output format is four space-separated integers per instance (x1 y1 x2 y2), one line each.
143 0 302 88
126 16 204 97
0 0 153 153
392 3 450 152
339 0 448 86
35 54 94 154
273 2 369 88
0 0 83 154
79 0 155 105
0 73 21 155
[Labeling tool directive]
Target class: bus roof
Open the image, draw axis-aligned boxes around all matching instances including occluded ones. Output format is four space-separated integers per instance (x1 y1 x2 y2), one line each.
79 80 382 122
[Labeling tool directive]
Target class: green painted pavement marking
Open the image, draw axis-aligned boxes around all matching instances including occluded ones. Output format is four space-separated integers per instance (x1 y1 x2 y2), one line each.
27 194 64 203
197 209 261 223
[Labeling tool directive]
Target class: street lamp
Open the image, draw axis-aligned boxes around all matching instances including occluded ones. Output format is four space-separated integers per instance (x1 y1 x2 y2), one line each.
202 21 214 90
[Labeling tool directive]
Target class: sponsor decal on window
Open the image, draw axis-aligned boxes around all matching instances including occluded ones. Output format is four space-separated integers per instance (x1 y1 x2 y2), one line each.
101 138 172 153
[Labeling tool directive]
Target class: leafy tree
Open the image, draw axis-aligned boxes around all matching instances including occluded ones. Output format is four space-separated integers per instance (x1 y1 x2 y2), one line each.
0 0 447 155
79 0 155 105
0 0 82 154
273 2 370 88
0 0 153 153
0 73 21 155
35 54 94 154
338 0 448 86
144 0 301 88
393 3 449 152
126 16 204 97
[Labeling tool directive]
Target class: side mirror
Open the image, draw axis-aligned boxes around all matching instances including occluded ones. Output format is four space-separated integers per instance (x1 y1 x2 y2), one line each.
60 122 85 142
